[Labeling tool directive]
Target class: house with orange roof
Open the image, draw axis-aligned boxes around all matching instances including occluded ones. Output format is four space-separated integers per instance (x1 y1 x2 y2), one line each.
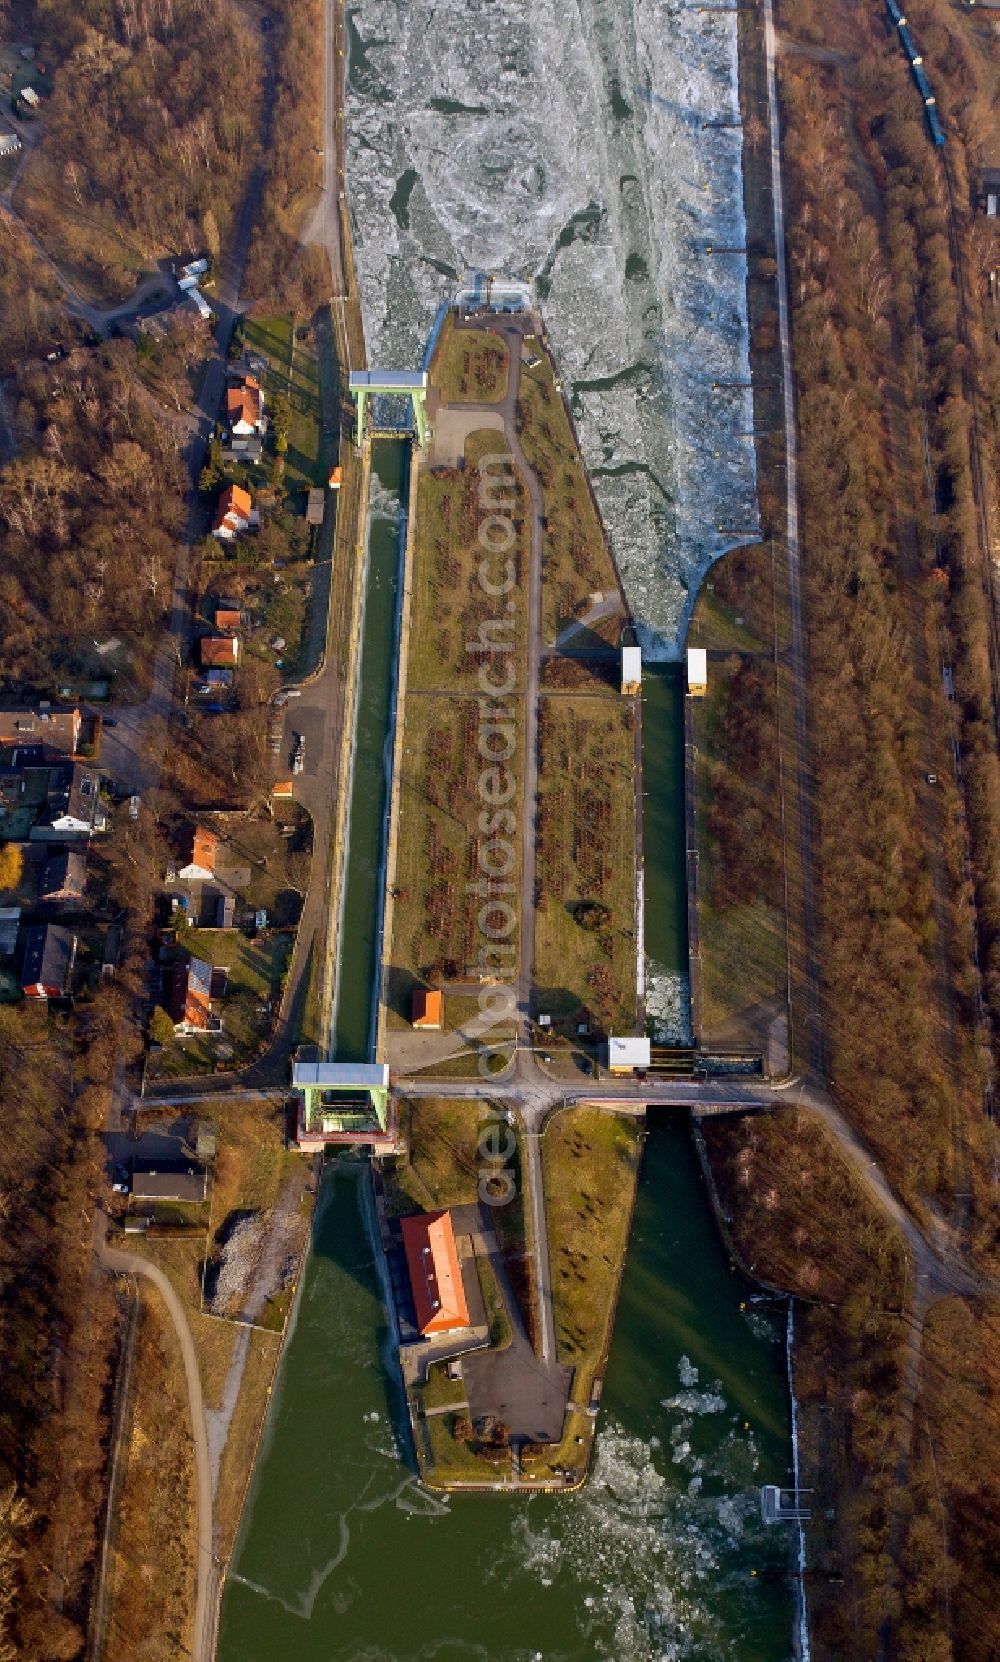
177 825 220 883
199 637 240 668
401 1210 471 1336
410 987 444 1030
226 375 265 437
214 606 241 632
212 483 254 542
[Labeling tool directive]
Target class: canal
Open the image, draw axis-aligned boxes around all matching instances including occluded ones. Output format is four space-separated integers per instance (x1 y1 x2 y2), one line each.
642 665 692 1043
218 1130 794 1661
215 457 795 1659
331 439 407 1061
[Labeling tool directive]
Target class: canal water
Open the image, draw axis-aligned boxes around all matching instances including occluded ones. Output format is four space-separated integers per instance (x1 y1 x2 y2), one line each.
642 666 692 1044
331 440 407 1061
216 442 795 1660
218 1129 794 1662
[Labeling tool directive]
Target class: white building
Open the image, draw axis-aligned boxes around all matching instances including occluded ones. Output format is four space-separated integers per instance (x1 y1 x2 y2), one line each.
608 1036 651 1074
687 647 707 698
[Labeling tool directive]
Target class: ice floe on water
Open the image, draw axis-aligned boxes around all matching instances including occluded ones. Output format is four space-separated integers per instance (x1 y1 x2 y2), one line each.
506 1353 778 1661
346 0 758 654
645 963 692 1045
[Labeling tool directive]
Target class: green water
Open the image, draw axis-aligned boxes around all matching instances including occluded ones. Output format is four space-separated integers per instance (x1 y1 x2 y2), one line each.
218 1129 794 1662
642 665 688 977
332 440 406 1062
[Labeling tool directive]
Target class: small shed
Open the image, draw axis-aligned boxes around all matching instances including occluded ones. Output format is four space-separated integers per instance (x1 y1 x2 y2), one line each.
621 646 642 695
411 987 444 1030
976 167 1000 216
306 488 325 525
687 647 708 698
20 86 40 109
608 1035 651 1075
194 1119 219 1161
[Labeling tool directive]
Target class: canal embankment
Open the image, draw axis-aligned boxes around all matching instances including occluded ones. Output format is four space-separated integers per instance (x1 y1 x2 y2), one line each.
329 438 407 1061
374 440 420 1061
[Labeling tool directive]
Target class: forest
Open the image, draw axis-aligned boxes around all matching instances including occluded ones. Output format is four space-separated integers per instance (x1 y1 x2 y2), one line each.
13 0 262 299
700 2 1000 1658
0 338 185 691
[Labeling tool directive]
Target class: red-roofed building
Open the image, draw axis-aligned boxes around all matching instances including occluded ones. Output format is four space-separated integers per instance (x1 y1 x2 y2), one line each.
401 1210 470 1336
199 637 240 667
212 483 254 542
410 987 444 1030
214 607 242 632
178 825 219 882
226 376 265 437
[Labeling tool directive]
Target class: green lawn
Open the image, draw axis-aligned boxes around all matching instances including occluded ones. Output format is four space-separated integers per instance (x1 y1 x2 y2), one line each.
422 1410 508 1485
243 314 327 496
385 1097 514 1215
422 1362 469 1412
476 1255 513 1351
150 928 293 1075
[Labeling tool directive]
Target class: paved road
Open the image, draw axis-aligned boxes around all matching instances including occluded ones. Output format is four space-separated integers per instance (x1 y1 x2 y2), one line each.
96 1216 218 1662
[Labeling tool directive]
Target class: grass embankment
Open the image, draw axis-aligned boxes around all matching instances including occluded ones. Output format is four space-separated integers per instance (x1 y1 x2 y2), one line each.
686 554 787 1051
516 340 624 642
534 696 638 1035
433 315 509 403
104 1287 197 1662
542 1107 642 1408
702 1110 912 1662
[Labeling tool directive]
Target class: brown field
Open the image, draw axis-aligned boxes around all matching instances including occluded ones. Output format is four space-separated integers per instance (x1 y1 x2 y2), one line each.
407 429 531 691
433 316 509 404
534 696 638 1033
105 1288 197 1662
390 693 523 986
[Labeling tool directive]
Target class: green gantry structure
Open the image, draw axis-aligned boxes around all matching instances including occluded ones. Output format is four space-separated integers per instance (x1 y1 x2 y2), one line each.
349 370 430 447
292 1061 390 1144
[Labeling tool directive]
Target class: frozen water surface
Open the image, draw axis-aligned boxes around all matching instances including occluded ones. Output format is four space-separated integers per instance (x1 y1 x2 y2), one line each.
346 0 758 653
